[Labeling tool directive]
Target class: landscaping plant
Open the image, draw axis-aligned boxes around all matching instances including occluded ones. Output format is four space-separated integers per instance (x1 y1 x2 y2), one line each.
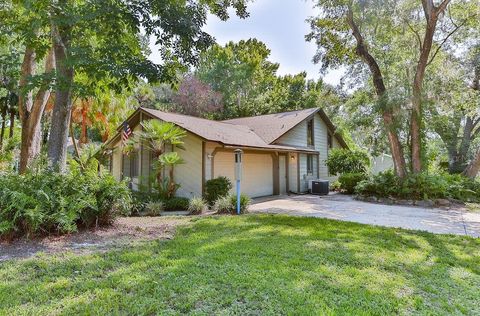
0 159 131 240
214 193 250 214
325 148 370 176
204 176 232 206
338 173 367 194
356 170 480 202
188 197 207 215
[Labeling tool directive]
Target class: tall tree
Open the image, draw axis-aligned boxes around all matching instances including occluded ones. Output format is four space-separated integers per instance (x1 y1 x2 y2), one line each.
308 0 479 177
2 0 249 172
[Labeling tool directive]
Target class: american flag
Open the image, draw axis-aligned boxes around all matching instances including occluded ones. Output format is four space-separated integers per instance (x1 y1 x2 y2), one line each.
122 122 132 143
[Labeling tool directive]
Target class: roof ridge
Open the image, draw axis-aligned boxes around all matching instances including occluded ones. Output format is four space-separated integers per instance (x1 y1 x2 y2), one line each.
223 107 319 122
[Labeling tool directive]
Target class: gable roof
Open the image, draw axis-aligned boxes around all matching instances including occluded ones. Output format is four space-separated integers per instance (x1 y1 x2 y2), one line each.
223 108 319 143
107 107 347 151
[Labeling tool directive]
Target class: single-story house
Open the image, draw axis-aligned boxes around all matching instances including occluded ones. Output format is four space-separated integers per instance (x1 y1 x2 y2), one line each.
106 107 348 199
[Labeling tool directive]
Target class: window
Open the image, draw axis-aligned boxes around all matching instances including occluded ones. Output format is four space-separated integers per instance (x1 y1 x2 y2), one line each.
130 151 139 178
327 133 333 150
307 119 314 146
307 154 314 175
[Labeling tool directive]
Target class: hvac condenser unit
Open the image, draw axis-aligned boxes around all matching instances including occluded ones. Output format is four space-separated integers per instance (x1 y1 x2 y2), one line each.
309 180 329 195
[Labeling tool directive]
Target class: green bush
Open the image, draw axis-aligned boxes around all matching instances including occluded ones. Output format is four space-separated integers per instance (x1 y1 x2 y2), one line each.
0 162 131 240
204 176 232 206
188 197 207 215
164 197 190 211
214 193 250 214
355 170 480 202
325 148 370 176
338 173 367 194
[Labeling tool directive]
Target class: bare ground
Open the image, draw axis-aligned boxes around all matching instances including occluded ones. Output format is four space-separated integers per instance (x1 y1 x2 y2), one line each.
0 216 190 262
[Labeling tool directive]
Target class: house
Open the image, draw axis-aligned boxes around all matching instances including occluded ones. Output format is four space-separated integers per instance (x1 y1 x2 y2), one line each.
106 107 348 199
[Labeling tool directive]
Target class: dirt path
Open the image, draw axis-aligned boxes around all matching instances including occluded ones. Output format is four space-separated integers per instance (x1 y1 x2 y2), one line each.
0 217 190 262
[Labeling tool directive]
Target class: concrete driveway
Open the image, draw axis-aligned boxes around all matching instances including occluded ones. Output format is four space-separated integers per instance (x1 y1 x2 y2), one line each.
250 194 480 237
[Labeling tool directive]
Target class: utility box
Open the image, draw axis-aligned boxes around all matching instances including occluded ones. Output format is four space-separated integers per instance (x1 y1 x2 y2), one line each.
310 180 329 195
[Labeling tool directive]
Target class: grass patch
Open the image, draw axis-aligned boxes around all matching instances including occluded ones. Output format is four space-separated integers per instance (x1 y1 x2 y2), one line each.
1 215 479 315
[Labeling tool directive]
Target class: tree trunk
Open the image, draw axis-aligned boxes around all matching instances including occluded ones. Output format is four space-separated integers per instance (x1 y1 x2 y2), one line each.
411 0 452 173
8 107 14 138
462 50 480 177
463 149 480 178
80 103 88 144
18 49 55 173
346 8 407 177
47 24 74 172
0 99 7 149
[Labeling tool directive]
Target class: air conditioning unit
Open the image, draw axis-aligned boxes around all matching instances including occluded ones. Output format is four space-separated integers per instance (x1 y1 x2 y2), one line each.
309 180 329 195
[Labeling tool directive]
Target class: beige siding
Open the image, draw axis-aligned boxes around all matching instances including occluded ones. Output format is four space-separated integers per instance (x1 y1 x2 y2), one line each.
174 132 203 198
204 141 221 181
111 143 122 181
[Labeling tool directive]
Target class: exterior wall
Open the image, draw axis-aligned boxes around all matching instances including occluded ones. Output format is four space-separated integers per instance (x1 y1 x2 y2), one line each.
204 141 220 181
275 112 344 188
288 152 298 193
111 142 122 181
276 120 308 147
371 154 394 175
174 132 203 198
298 153 319 192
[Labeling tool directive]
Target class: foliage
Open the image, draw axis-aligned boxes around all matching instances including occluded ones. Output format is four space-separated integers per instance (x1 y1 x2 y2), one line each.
213 196 232 214
338 173 368 194
172 74 223 118
356 170 480 202
188 197 207 215
126 120 186 199
204 176 232 206
0 161 131 240
214 193 250 214
143 202 164 217
1 216 480 314
164 197 190 211
325 148 370 176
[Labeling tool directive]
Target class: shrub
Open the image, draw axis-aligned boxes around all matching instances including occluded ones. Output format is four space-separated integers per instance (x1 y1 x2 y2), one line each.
230 194 251 214
355 171 480 202
214 193 250 214
164 197 190 211
0 162 131 240
204 176 232 206
144 201 164 216
325 148 370 176
338 173 367 194
188 197 207 215
213 196 232 214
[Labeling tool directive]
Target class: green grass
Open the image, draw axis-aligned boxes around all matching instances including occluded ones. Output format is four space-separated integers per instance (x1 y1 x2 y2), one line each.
1 215 479 315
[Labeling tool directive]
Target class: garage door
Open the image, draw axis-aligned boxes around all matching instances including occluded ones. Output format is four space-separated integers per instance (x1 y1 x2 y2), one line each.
214 152 273 198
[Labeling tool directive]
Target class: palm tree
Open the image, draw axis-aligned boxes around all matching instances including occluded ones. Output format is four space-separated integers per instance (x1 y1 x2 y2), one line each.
125 120 186 198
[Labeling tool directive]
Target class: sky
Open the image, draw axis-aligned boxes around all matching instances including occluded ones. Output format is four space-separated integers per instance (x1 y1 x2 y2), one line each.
149 0 344 86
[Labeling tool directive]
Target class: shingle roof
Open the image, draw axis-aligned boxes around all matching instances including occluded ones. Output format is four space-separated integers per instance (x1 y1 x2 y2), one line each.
223 108 319 143
140 108 318 152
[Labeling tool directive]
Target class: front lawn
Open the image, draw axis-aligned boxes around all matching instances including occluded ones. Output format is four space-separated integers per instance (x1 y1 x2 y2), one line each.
1 215 479 315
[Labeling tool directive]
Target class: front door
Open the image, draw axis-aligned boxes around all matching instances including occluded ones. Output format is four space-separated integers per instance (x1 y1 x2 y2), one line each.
279 155 287 194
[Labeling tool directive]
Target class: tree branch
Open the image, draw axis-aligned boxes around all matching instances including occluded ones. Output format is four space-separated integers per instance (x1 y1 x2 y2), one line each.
406 21 423 50
426 16 471 66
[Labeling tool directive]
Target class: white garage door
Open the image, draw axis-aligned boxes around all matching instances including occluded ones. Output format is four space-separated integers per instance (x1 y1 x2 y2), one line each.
214 152 273 198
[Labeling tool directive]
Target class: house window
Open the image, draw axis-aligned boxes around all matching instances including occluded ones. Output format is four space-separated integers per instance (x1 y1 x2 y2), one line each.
307 154 314 175
130 150 139 178
327 133 333 150
307 119 314 147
